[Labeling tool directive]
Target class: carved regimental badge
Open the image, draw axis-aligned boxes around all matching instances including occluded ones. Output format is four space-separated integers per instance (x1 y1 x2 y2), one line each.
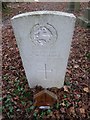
30 23 57 46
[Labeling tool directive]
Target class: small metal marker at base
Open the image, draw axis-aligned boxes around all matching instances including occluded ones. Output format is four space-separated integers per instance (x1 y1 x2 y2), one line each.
39 106 50 109
34 0 39 1
34 89 58 109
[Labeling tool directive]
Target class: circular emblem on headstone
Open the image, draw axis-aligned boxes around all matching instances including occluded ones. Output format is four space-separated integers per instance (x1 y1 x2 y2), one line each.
30 23 57 46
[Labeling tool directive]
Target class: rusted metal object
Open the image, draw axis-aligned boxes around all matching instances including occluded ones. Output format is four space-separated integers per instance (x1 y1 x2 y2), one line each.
34 89 58 108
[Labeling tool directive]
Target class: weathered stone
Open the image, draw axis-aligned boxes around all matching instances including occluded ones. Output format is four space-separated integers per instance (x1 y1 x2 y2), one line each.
67 2 80 12
11 11 76 88
78 7 90 28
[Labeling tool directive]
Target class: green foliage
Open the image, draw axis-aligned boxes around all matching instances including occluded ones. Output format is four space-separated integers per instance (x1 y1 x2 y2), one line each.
13 79 32 102
2 3 7 10
2 3 11 13
86 52 90 60
32 108 52 120
54 102 60 109
2 77 33 118
3 95 14 119
40 111 45 117
63 100 69 108
46 109 52 115
64 81 71 86
64 94 67 98
0 106 2 113
33 111 38 120
2 75 9 81
0 97 2 114
23 91 31 98
26 106 35 113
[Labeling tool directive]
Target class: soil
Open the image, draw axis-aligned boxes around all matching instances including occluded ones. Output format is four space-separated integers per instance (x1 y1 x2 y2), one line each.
2 2 90 120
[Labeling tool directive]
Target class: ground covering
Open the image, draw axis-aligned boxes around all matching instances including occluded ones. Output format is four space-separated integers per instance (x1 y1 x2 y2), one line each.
2 2 90 120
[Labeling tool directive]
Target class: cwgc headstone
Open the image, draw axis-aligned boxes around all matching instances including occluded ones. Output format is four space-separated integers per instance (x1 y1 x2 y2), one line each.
11 11 76 88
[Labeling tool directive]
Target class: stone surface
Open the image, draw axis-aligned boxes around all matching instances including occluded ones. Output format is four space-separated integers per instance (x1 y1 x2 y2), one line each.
11 11 76 88
78 7 90 28
84 8 90 20
67 2 80 12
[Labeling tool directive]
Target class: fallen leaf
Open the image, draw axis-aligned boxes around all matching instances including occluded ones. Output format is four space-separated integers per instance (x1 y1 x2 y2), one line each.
83 87 89 93
74 64 79 68
74 94 81 99
60 107 65 113
61 102 65 106
66 69 71 74
80 108 85 114
64 86 69 92
69 107 75 114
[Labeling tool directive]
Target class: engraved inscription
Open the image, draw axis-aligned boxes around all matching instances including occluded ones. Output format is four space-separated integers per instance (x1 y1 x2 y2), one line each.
30 23 57 46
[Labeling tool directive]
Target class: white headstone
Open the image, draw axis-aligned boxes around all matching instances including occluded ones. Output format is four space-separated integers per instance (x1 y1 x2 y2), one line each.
11 11 76 88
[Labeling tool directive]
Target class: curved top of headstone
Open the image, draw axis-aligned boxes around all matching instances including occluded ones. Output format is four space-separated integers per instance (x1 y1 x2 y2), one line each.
11 11 76 20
